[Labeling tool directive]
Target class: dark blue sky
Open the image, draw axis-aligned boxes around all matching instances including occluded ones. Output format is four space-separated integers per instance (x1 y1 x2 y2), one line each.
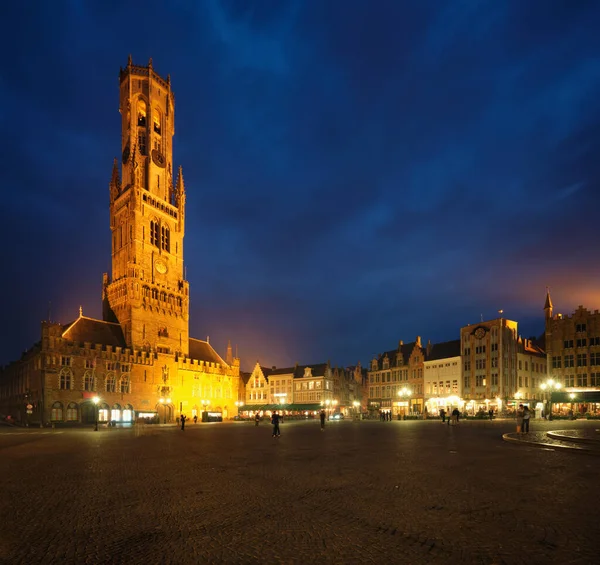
1 1 600 370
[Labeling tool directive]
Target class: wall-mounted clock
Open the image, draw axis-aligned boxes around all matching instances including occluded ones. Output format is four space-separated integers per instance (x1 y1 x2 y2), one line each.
474 327 486 339
152 149 166 168
155 260 167 274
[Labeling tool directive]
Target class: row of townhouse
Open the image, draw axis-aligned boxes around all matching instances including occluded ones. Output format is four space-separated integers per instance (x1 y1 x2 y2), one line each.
237 361 368 417
368 316 547 418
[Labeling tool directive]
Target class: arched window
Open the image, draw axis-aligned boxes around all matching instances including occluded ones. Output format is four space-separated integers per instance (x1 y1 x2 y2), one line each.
106 374 116 393
111 403 121 422
122 404 134 422
98 403 109 422
151 288 158 300
153 110 161 135
51 402 63 421
59 368 72 390
121 376 130 394
137 100 147 127
84 371 95 392
66 402 78 421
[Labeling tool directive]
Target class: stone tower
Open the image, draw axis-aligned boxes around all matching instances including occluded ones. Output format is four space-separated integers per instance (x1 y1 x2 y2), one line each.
103 56 189 356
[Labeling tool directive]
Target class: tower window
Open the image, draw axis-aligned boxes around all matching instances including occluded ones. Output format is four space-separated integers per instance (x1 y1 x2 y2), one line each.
137 100 147 126
150 221 159 247
161 226 170 252
138 132 147 156
153 111 161 134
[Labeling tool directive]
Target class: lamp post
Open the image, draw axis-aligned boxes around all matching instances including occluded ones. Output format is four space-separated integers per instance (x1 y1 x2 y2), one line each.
540 378 561 420
397 387 412 420
201 399 210 421
92 396 100 431
235 400 244 418
159 397 171 424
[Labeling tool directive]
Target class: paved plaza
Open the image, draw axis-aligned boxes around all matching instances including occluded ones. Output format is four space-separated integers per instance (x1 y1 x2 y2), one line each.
1 418 599 565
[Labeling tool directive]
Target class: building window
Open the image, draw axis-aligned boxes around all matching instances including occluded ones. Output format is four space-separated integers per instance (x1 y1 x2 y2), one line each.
590 353 600 366
491 374 498 386
577 354 587 367
576 338 587 347
106 375 116 393
464 360 471 371
121 376 130 394
589 337 600 346
552 356 561 369
153 111 161 134
464 376 470 388
60 369 72 390
161 226 170 252
564 374 575 387
591 373 600 386
576 374 588 387
84 372 95 392
576 323 587 333
563 340 574 349
61 356 71 366
150 221 160 247
564 354 574 368
475 375 486 387
66 402 78 421
138 132 147 155
51 402 63 421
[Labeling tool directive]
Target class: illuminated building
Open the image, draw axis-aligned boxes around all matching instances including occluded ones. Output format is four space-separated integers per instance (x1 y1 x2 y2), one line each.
0 58 240 426
460 316 545 413
544 290 600 413
368 338 426 417
423 340 461 415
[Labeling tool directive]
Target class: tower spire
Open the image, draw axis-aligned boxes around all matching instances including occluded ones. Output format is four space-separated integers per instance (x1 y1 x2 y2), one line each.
544 287 553 320
226 340 233 364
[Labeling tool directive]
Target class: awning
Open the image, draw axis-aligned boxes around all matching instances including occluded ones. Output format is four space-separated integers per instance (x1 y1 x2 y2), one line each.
551 391 600 403
240 403 322 412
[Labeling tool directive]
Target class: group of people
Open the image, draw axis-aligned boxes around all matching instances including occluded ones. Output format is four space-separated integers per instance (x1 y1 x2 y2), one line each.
516 404 531 434
439 408 461 425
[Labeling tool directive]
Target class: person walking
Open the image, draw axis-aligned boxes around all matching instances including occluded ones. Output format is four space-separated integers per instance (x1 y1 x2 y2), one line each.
440 408 446 423
320 410 326 431
516 404 524 434
271 411 281 437
180 414 186 431
522 406 530 433
255 413 260 427
488 409 493 421
451 408 460 425
193 414 198 424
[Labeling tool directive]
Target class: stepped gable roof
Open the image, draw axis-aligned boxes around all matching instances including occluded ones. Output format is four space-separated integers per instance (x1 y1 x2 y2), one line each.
523 339 546 357
374 341 419 370
240 371 252 386
426 339 461 361
259 366 273 379
188 338 227 366
61 316 126 348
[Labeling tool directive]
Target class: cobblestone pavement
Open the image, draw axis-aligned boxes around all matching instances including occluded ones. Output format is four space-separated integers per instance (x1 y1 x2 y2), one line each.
1 419 599 565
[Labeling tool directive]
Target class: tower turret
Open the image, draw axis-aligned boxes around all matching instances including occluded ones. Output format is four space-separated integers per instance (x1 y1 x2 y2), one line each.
544 288 553 320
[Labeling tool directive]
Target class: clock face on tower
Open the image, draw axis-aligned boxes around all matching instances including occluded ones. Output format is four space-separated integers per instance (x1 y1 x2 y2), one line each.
155 260 167 274
474 327 486 339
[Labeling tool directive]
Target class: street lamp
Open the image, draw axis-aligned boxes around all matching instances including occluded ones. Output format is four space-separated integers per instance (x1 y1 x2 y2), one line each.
235 400 244 417
397 387 412 420
159 397 171 424
92 396 100 431
540 378 561 420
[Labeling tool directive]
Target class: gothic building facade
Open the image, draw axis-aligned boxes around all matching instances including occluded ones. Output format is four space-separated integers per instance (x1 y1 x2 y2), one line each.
0 58 240 426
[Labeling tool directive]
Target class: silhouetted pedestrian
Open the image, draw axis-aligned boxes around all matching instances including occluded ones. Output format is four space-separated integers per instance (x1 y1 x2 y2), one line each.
193 414 198 424
440 409 446 423
516 404 524 434
180 414 186 431
488 409 493 421
522 406 530 433
320 410 326 431
255 413 260 426
271 412 281 437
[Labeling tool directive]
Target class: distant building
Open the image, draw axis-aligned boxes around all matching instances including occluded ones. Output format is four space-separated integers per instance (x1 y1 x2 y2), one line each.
460 316 546 413
423 339 461 416
0 58 240 426
544 290 600 413
368 338 426 417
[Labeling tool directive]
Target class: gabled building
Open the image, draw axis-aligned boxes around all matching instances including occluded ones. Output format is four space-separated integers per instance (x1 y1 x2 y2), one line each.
368 338 426 417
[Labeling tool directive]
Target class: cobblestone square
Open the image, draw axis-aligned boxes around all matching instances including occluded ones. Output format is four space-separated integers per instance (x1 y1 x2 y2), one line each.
1 419 599 564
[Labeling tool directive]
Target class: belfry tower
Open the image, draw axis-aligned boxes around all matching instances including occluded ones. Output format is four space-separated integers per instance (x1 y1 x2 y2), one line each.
103 56 189 356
